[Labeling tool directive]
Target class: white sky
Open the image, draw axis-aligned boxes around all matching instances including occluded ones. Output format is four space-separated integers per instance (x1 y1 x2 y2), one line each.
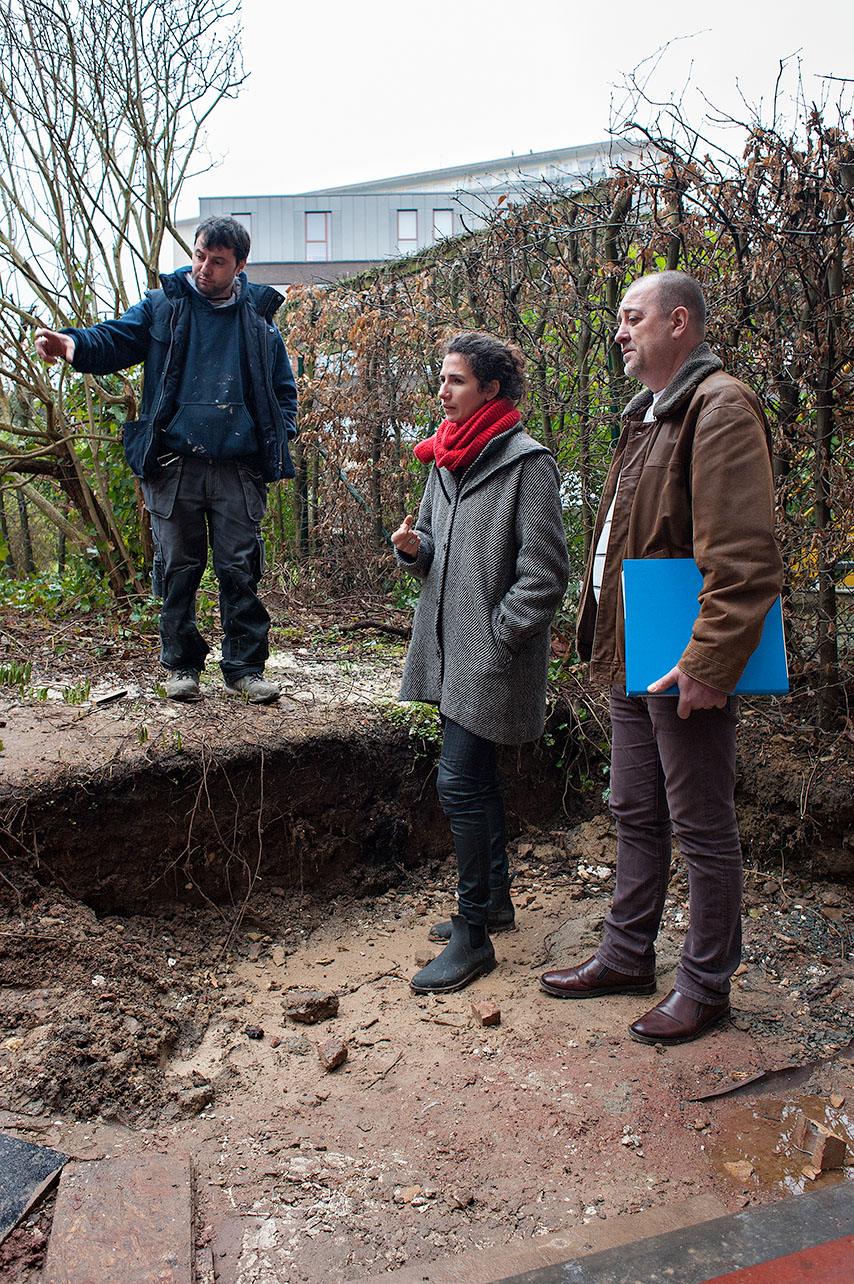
179 0 851 215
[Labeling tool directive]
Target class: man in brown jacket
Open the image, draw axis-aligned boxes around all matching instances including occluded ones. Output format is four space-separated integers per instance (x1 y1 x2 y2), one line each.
540 270 783 1045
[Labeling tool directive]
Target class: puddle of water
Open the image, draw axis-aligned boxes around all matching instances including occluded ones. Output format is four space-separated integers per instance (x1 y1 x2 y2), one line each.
711 1093 853 1193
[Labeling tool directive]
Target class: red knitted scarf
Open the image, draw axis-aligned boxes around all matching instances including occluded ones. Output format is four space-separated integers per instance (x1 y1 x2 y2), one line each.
413 398 520 473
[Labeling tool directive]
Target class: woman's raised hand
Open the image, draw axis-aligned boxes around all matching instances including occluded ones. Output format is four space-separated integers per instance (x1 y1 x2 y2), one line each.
392 514 421 556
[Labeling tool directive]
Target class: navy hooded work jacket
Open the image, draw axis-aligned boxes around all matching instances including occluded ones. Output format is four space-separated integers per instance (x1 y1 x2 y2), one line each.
64 267 298 482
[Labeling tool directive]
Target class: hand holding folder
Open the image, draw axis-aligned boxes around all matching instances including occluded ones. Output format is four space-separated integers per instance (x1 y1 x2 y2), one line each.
622 558 789 698
647 664 730 718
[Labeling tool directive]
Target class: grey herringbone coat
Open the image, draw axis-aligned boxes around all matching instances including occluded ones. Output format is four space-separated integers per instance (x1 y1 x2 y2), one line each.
397 426 569 744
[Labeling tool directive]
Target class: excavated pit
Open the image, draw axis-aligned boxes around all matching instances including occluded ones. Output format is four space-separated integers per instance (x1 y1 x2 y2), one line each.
2 667 854 918
0 704 583 914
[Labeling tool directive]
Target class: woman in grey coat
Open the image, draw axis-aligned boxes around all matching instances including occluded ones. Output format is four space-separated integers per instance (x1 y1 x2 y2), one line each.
393 332 569 993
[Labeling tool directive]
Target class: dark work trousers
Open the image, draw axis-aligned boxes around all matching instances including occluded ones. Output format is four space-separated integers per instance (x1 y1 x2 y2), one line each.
143 455 270 683
436 717 509 927
597 686 742 1003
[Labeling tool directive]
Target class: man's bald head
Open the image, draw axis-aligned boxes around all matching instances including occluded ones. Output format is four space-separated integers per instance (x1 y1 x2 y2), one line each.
615 271 707 392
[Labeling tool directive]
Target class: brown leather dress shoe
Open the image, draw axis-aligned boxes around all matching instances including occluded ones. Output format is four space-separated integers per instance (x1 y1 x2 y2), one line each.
629 988 730 1046
540 955 656 999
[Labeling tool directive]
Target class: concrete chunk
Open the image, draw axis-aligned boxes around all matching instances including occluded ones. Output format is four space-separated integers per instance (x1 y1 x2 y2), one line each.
283 989 339 1023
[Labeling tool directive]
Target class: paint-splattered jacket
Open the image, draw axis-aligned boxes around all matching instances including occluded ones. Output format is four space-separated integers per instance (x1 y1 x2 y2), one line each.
65 267 297 481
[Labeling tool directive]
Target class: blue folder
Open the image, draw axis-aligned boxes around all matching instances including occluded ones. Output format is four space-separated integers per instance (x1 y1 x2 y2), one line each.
622 558 789 696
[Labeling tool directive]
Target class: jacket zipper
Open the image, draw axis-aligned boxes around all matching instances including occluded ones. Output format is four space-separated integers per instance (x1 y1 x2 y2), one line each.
148 295 177 469
261 322 286 472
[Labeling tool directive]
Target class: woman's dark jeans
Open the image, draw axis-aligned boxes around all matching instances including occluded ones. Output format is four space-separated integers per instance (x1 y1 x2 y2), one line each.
436 717 508 927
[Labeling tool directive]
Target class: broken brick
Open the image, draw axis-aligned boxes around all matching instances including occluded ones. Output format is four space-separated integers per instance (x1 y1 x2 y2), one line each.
318 1038 348 1071
793 1114 847 1171
722 1160 754 1183
471 1000 500 1027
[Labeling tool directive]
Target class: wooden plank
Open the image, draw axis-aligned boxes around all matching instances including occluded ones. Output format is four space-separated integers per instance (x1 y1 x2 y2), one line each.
0 1133 67 1242
42 1154 192 1284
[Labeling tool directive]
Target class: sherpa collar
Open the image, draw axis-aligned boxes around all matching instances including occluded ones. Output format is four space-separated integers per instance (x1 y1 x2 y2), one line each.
159 266 285 323
622 342 724 422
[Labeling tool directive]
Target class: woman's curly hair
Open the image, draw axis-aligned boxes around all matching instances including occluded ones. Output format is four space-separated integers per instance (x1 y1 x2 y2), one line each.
443 331 527 404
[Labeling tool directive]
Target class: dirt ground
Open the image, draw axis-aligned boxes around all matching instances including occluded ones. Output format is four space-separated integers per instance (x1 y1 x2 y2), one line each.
2 823 853 1283
0 604 853 1281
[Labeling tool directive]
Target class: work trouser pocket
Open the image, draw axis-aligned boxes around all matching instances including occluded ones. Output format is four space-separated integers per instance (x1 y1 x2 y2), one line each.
237 464 268 524
141 456 185 518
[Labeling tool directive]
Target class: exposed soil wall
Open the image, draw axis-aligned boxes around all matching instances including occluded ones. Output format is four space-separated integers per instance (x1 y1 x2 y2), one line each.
1 669 852 918
734 708 854 878
0 720 576 913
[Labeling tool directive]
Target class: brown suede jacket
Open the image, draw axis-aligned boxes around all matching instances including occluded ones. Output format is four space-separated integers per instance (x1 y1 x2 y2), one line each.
577 343 784 692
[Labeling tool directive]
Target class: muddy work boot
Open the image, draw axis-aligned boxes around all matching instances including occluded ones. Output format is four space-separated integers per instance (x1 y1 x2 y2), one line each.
165 668 201 701
411 916 496 994
224 673 281 704
429 876 515 943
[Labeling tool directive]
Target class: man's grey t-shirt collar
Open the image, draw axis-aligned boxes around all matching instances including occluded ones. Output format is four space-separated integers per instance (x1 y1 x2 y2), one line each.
186 272 241 308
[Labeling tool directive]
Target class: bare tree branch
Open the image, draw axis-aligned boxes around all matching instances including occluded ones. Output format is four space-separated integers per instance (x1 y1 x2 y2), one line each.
0 0 245 593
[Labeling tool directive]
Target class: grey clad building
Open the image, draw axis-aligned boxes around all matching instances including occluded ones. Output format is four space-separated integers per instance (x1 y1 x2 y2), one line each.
175 140 648 290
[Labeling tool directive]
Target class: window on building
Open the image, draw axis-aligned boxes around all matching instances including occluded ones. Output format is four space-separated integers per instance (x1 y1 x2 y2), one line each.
397 209 418 254
432 209 454 240
305 211 331 261
230 212 252 242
